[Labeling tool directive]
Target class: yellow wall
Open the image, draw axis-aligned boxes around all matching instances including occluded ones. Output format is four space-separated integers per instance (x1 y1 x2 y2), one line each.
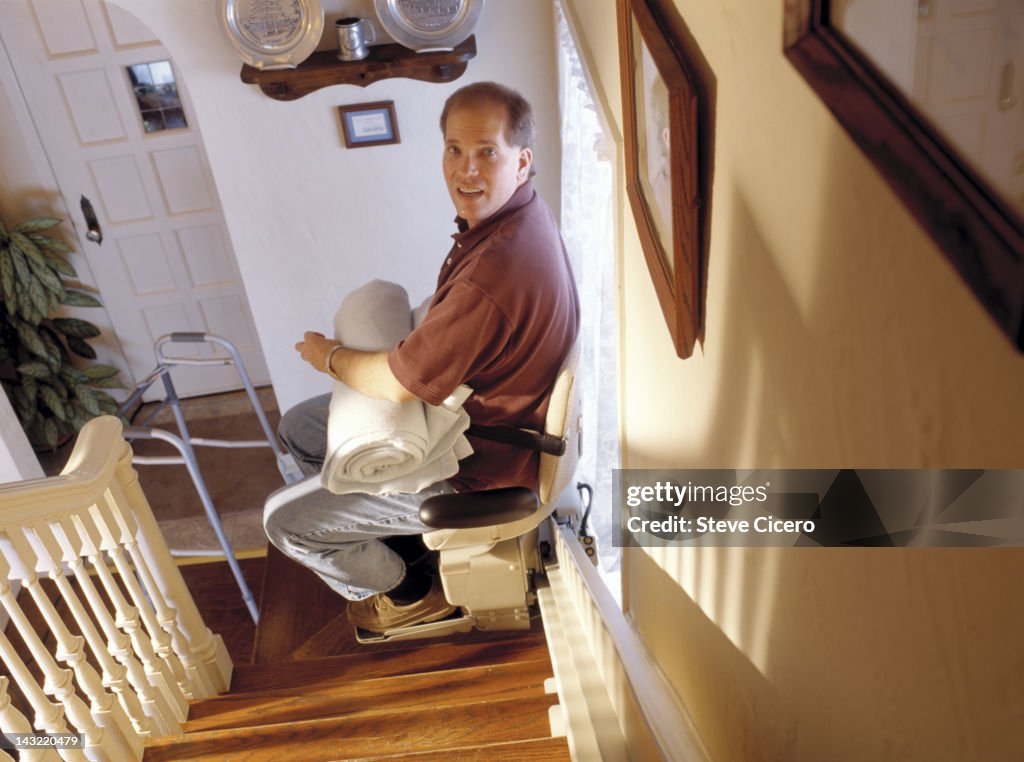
563 1 1024 759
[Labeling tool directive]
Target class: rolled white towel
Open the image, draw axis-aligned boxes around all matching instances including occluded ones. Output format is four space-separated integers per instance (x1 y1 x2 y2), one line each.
321 280 471 495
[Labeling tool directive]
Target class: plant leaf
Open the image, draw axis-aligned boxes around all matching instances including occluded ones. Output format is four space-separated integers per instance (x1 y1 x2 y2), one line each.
62 289 103 308
0 247 15 305
52 317 101 339
89 375 125 389
39 383 67 421
12 385 36 425
15 218 61 234
66 334 97 359
41 416 59 449
95 390 118 415
38 328 63 372
80 363 120 381
25 252 66 303
59 365 89 385
28 416 60 450
76 387 101 416
68 401 90 430
16 360 51 379
13 320 49 360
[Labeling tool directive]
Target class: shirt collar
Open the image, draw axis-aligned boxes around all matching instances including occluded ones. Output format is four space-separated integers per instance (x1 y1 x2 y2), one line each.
452 180 535 247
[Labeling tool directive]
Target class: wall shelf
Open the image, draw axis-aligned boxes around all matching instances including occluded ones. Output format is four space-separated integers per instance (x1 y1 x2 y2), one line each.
239 36 477 101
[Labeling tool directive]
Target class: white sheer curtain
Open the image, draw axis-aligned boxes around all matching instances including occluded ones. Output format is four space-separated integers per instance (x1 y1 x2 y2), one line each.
556 1 621 580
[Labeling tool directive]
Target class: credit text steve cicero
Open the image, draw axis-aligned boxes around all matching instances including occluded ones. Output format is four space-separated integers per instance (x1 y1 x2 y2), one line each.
622 480 816 536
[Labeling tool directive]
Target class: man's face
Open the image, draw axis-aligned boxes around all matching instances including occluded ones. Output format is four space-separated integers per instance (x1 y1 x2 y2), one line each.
443 102 533 229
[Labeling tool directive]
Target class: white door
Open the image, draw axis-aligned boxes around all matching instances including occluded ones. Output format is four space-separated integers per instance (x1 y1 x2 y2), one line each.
0 0 269 399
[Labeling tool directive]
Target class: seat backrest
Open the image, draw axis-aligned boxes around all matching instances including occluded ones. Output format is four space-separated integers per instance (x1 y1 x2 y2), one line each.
537 340 581 505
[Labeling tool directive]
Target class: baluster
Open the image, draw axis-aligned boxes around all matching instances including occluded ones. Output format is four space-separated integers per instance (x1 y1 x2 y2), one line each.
46 518 150 739
0 676 62 762
99 485 216 699
3 528 135 760
0 531 111 760
73 513 187 724
0 615 87 761
113 450 232 694
65 516 180 736
86 499 191 701
23 522 144 760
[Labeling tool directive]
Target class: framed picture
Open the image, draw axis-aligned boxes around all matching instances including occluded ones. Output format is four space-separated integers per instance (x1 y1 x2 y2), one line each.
618 0 702 359
338 101 400 148
784 0 1024 351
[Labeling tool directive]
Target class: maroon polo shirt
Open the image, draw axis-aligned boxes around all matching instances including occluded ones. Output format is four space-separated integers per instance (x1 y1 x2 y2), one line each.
388 180 579 492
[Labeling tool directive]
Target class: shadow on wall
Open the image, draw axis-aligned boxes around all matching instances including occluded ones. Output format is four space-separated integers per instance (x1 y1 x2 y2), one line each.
624 124 1024 759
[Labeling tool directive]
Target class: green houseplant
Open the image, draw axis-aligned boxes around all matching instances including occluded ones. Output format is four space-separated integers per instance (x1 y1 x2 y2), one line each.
0 215 121 450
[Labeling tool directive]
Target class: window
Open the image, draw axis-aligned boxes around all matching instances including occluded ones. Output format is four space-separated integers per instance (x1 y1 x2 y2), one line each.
126 60 187 134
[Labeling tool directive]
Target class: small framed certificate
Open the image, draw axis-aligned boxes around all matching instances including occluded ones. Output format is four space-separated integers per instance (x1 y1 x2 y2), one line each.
338 101 401 148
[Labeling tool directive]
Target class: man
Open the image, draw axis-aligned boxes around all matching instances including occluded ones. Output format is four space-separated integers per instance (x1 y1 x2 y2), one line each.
265 82 579 633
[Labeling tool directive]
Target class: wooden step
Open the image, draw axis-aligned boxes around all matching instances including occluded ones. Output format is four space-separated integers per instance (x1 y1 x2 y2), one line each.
143 694 561 762
331 736 571 761
231 635 551 693
253 545 348 663
184 659 554 732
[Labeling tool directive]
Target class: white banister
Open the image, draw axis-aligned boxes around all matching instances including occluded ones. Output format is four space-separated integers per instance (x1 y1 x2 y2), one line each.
0 677 62 762
45 517 150 740
62 515 178 736
86 498 191 701
78 517 188 724
0 416 234 755
23 521 144 760
0 630 85 762
113 448 233 694
0 543 109 760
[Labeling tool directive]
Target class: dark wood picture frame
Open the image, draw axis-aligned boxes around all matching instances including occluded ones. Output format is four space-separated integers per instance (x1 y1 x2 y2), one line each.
784 0 1024 351
617 0 702 359
338 100 400 148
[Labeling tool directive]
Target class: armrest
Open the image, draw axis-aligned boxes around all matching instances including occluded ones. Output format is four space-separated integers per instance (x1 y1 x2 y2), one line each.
419 487 539 529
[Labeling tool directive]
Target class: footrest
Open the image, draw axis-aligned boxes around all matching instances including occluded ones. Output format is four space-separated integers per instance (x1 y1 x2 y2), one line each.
353 612 475 644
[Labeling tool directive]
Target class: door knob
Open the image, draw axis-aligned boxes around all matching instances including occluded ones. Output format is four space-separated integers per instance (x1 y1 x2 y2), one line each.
80 195 103 244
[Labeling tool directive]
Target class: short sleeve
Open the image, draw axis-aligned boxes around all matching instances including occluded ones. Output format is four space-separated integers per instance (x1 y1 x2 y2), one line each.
388 281 512 406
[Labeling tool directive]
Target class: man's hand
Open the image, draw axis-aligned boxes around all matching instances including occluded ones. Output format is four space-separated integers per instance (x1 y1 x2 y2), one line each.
294 330 417 404
295 331 335 374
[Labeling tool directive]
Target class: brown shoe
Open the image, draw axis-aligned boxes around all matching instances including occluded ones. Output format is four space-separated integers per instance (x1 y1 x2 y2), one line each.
346 578 456 633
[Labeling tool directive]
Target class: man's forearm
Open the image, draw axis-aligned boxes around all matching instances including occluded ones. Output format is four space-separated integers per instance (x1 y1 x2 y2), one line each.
327 345 417 403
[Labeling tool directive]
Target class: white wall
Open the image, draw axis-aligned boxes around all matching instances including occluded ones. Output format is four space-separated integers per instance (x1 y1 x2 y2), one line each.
111 0 561 413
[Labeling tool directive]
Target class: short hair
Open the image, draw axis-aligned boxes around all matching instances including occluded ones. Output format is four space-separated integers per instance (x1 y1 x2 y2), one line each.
440 81 536 149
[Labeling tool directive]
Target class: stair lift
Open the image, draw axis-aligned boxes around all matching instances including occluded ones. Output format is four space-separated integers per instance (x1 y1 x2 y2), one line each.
356 341 582 643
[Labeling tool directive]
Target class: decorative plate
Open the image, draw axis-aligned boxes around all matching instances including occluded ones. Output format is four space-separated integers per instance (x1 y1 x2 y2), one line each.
218 0 324 70
373 0 483 52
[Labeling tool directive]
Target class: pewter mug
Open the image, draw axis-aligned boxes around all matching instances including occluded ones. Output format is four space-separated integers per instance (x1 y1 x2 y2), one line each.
335 17 375 61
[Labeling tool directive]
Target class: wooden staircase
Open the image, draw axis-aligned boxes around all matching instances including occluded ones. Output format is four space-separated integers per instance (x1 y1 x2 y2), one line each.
141 547 572 761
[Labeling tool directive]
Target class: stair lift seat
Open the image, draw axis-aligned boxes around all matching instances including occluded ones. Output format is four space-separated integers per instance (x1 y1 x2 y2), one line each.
357 342 581 643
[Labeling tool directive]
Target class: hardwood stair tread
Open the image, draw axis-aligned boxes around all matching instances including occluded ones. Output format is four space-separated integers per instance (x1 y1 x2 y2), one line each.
144 693 561 762
184 659 554 732
332 736 571 761
231 635 550 693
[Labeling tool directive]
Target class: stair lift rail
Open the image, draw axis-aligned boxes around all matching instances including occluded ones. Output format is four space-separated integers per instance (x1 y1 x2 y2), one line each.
117 333 303 624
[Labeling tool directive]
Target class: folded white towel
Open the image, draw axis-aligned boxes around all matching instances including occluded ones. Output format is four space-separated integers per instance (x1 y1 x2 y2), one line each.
321 280 472 495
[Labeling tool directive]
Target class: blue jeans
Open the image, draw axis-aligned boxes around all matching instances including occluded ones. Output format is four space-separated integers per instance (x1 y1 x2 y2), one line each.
264 393 453 601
